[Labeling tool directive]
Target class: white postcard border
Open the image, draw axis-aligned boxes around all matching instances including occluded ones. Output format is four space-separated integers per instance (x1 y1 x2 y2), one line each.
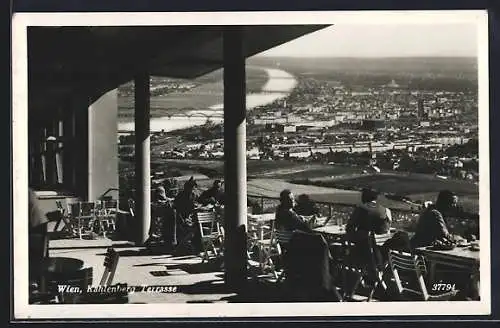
12 10 491 319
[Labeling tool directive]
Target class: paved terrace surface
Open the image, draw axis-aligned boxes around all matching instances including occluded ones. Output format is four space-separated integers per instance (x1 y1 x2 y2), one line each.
49 238 236 304
47 237 369 304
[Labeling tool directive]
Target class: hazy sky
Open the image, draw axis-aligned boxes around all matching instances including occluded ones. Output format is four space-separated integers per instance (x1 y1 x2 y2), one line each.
259 24 478 58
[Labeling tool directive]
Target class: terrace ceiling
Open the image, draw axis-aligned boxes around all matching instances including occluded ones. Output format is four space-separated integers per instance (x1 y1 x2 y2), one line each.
27 25 329 116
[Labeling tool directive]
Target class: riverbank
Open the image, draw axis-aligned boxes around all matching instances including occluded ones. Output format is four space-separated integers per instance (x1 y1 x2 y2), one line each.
117 67 297 133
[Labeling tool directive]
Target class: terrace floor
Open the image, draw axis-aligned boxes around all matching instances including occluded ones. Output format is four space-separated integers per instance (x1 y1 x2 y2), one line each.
47 237 370 304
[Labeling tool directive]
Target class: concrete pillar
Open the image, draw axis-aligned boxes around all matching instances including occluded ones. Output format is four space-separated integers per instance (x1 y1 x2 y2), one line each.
88 90 119 201
134 72 151 245
223 27 248 291
74 97 89 200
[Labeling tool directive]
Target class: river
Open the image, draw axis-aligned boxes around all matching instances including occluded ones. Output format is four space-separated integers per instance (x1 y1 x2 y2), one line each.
117 67 297 132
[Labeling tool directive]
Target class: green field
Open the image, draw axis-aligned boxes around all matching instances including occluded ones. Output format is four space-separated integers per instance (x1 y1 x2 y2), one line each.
290 172 479 212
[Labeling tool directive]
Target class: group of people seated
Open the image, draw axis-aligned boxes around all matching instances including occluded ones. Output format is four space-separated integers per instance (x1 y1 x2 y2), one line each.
273 187 479 301
274 187 393 242
147 177 225 254
275 187 477 252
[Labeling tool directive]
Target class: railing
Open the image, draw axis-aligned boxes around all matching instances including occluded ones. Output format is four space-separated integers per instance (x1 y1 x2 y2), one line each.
247 194 479 236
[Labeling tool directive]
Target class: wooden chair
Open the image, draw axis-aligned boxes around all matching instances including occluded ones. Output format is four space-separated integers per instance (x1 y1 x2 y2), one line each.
255 221 281 279
54 200 77 236
273 229 295 282
100 248 120 286
68 203 82 239
197 211 223 263
99 200 118 237
338 233 388 301
69 201 96 239
387 250 458 301
246 218 262 262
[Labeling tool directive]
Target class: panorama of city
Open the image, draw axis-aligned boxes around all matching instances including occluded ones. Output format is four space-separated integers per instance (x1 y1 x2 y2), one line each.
118 56 479 215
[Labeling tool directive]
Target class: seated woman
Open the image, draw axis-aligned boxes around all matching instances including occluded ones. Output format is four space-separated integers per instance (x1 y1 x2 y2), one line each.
294 194 320 217
411 190 479 300
410 190 455 249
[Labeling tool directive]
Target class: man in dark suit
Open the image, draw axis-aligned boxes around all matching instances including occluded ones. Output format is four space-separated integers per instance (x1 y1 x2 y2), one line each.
345 188 391 283
346 188 392 238
275 189 312 234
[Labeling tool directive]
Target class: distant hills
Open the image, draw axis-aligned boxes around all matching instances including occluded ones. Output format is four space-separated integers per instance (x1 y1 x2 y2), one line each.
248 56 477 79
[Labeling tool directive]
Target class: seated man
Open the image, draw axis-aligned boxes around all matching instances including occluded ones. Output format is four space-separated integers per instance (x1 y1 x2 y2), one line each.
198 180 224 206
346 187 392 238
275 189 313 247
345 188 391 280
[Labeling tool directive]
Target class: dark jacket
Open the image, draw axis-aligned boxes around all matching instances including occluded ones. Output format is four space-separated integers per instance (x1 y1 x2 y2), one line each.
198 187 224 205
346 202 391 237
275 206 312 233
174 190 197 219
410 206 450 248
286 230 340 299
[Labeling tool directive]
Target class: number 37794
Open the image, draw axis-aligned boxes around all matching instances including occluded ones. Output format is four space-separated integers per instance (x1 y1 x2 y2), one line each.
432 283 456 292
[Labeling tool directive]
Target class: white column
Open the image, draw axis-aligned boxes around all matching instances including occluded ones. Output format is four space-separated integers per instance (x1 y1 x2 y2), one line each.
223 27 248 291
134 73 151 245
